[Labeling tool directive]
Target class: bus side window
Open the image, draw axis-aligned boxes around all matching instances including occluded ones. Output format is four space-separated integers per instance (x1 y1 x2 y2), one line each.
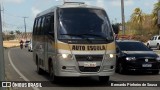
41 17 45 35
45 16 51 35
33 19 38 35
45 15 54 38
37 18 42 35
50 15 54 34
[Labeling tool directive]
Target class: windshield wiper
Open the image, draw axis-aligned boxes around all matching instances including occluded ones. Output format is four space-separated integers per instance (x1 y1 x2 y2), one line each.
80 33 109 42
60 34 92 43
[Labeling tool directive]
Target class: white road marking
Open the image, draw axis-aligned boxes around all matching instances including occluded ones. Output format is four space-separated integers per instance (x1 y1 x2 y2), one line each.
8 49 40 90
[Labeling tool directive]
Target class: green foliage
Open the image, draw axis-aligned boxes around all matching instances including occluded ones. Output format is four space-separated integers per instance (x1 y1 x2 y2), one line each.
131 8 145 24
9 31 14 35
120 3 160 42
130 8 145 35
15 30 21 34
152 2 160 25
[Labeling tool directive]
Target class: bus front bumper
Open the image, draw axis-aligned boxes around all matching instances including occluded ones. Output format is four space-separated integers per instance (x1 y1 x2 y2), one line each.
54 66 115 77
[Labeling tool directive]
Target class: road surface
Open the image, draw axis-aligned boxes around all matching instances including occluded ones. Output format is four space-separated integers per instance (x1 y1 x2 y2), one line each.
4 48 160 90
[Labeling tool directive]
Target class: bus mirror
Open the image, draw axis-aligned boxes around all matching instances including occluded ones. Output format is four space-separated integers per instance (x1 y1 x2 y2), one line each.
112 24 119 34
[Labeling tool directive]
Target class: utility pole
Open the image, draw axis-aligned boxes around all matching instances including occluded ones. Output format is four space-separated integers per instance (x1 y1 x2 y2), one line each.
1 3 4 32
121 0 125 35
0 4 6 90
23 17 28 40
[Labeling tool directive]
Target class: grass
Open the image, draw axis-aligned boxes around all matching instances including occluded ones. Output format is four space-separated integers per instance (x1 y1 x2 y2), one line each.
3 40 20 48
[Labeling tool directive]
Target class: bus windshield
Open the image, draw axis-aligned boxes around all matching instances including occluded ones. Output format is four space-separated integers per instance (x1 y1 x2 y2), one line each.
57 8 114 41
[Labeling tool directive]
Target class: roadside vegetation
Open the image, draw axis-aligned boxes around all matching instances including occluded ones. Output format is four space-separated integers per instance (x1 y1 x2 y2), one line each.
118 2 160 42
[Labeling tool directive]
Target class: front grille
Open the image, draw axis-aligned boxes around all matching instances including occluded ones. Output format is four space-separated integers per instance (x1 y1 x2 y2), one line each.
79 66 100 72
75 55 103 61
136 58 156 63
75 55 103 72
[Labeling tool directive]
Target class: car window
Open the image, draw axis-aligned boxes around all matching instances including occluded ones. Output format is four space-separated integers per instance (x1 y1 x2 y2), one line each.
158 36 160 40
154 37 157 40
25 41 30 43
150 37 154 40
117 42 151 51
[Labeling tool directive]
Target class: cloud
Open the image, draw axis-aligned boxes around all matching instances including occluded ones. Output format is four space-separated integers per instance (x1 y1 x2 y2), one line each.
144 2 150 7
111 0 134 7
31 7 41 17
0 0 24 4
96 0 105 8
144 0 157 7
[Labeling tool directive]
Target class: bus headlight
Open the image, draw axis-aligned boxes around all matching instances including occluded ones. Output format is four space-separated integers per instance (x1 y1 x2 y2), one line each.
61 54 72 59
109 54 114 58
105 54 115 59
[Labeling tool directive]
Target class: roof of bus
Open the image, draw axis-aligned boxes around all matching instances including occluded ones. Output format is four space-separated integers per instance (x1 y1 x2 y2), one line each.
36 2 104 18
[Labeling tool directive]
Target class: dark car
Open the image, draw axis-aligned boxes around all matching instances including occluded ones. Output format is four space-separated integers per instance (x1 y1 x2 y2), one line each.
116 40 160 74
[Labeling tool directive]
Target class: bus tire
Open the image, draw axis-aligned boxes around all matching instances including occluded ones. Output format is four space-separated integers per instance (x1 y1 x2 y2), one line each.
36 57 43 75
37 63 43 75
147 43 150 48
99 76 109 83
49 62 58 83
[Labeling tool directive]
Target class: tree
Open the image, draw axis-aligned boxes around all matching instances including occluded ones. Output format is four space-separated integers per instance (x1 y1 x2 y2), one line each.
15 30 21 35
131 8 145 35
152 2 160 25
9 31 14 35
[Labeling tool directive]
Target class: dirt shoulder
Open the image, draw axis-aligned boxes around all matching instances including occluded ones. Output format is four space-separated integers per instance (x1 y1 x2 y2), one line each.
3 40 20 48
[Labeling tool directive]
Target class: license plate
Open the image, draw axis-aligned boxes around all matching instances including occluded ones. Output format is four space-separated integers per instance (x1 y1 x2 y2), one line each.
84 62 96 67
142 64 152 67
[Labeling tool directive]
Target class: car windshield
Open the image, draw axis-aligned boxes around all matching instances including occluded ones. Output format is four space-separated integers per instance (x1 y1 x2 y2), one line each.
117 42 151 51
57 8 114 41
25 41 30 43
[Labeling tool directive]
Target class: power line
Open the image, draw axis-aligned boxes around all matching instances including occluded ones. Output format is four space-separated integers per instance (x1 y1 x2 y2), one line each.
3 10 26 18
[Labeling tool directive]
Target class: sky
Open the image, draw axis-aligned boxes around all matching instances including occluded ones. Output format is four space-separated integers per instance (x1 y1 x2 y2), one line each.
0 0 158 32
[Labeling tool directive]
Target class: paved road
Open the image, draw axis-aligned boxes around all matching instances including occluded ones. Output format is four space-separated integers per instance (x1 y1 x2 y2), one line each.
4 48 160 90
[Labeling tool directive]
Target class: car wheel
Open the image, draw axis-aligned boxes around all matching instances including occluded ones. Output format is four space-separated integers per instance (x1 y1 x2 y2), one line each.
99 76 109 83
152 70 159 75
157 44 160 50
118 63 125 74
147 43 150 48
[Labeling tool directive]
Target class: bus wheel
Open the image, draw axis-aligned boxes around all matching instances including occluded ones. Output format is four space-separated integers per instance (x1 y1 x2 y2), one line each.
99 76 109 83
37 63 43 75
50 63 58 83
